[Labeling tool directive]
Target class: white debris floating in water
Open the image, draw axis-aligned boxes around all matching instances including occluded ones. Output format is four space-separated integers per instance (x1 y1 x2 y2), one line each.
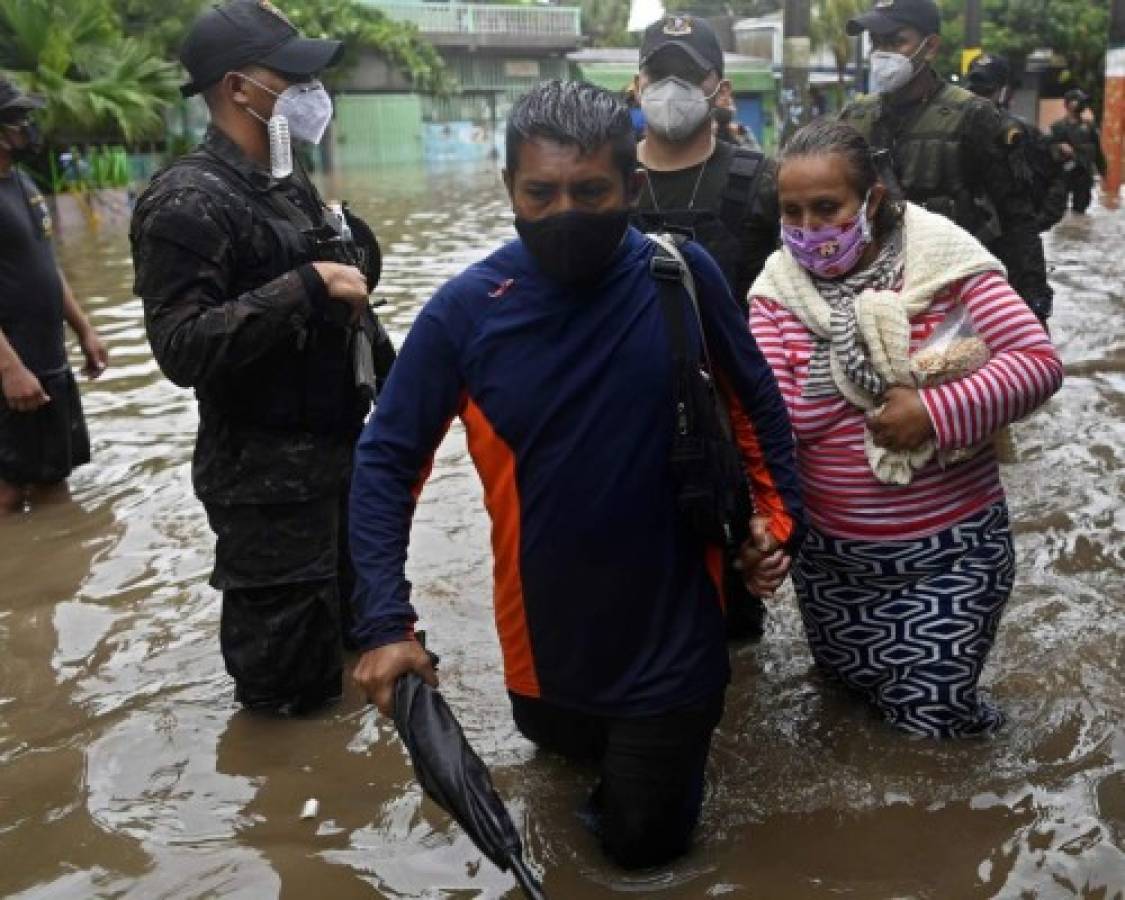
300 798 319 820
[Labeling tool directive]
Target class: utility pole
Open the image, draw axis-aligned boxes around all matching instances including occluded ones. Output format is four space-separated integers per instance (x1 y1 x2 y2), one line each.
781 0 811 144
962 0 982 75
1104 0 1125 207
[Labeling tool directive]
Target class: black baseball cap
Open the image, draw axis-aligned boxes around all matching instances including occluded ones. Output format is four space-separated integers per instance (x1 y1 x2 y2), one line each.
1064 88 1090 105
0 78 45 120
846 0 941 37
966 53 1011 93
640 15 724 77
179 0 344 98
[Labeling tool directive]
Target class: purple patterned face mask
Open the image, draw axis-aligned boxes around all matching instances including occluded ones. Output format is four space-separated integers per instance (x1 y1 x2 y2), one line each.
781 192 873 278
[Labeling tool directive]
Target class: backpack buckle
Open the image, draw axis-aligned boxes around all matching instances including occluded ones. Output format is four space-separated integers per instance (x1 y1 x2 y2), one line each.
651 253 684 281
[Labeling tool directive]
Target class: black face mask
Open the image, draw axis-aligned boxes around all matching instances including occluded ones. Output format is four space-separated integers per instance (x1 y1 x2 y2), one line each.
514 209 630 286
1 122 43 160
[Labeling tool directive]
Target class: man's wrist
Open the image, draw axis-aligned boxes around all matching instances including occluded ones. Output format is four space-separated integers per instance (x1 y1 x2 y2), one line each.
353 616 416 653
297 263 330 316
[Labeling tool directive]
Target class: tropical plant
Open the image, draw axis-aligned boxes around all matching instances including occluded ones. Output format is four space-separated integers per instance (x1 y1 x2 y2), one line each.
934 0 1109 111
809 0 866 88
112 0 451 96
664 0 781 16
285 0 451 94
0 0 179 142
581 0 635 47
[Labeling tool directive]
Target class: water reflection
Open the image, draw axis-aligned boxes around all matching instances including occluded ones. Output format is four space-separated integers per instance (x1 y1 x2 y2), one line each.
0 164 1120 898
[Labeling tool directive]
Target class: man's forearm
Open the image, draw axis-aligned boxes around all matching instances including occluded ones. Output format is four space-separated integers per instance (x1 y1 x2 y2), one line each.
0 327 25 374
58 267 92 339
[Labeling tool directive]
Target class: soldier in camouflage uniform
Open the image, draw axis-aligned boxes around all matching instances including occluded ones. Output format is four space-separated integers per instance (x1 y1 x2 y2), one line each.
840 0 1054 323
130 0 393 714
967 54 1067 234
1050 88 1108 215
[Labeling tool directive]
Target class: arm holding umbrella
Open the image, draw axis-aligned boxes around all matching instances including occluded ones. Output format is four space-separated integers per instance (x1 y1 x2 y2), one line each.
347 305 547 899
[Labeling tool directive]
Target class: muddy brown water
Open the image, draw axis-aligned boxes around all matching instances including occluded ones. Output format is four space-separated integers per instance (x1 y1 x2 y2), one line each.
1 164 1122 899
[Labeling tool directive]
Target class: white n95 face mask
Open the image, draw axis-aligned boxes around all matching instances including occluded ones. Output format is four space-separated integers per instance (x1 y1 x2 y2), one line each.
242 75 335 146
272 80 334 146
641 76 719 142
868 40 930 95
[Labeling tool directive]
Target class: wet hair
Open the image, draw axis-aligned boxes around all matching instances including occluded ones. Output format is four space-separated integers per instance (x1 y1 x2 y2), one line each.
778 118 902 239
505 80 636 185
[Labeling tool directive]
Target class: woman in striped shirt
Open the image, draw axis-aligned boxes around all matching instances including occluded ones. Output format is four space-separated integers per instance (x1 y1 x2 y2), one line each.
748 119 1063 737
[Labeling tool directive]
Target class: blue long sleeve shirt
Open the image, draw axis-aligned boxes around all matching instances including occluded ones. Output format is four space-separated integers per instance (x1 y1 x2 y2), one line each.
350 227 805 716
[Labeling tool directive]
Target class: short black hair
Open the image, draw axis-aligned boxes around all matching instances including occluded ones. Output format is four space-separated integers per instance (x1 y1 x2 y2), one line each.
505 80 636 185
779 118 902 239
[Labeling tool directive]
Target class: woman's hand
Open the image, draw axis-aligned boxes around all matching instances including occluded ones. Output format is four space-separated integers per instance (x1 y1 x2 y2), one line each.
737 516 791 596
867 386 935 451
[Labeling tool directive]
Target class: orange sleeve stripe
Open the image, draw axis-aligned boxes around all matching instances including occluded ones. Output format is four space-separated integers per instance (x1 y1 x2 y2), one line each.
705 544 725 611
411 400 462 502
719 376 795 546
460 398 540 698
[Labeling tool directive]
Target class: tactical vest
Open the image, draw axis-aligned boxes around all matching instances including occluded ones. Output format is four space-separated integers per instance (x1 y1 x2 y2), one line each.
160 150 384 435
1002 112 1066 232
632 147 767 309
843 84 1001 244
1051 119 1101 172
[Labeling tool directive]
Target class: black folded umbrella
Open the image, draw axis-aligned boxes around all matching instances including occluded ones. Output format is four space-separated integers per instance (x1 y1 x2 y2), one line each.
393 671 546 900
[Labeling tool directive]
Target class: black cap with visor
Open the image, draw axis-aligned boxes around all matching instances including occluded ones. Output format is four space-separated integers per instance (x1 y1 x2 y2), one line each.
0 78 46 122
640 15 725 77
846 0 941 37
179 0 344 98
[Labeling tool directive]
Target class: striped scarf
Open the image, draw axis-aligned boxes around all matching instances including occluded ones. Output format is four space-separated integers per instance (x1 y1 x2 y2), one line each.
803 229 903 401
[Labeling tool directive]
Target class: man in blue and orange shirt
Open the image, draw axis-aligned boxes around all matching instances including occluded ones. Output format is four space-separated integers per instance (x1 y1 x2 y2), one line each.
350 81 805 869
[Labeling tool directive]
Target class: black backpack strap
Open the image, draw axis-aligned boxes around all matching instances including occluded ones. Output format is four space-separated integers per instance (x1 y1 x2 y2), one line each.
648 240 688 364
648 234 735 440
718 147 766 235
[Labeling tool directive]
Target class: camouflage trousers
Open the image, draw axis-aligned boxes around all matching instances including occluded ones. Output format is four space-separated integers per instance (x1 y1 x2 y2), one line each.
205 490 355 714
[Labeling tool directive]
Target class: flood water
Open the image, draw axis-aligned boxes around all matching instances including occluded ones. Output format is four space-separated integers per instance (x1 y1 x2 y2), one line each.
1 162 1122 899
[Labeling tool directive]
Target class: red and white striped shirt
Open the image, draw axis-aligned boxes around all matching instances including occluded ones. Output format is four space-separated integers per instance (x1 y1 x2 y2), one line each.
750 271 1064 540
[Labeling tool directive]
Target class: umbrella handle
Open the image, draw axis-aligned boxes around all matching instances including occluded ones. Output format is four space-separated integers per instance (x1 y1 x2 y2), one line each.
507 853 546 900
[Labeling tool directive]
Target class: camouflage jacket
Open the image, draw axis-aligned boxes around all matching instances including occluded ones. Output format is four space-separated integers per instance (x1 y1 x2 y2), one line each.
130 126 368 505
1049 117 1108 177
841 74 1053 320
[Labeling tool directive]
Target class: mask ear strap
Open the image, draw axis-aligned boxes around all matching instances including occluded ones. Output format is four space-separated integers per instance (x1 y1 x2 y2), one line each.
858 189 873 240
235 72 280 99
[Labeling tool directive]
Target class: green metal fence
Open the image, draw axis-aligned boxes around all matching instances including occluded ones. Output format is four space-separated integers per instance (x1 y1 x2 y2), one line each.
359 0 581 37
333 93 425 167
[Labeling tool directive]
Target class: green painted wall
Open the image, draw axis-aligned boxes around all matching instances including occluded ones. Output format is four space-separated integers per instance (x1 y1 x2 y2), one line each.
446 53 570 95
334 94 424 166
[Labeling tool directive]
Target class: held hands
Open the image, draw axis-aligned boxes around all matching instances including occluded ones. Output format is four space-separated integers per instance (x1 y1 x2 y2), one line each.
353 638 438 717
737 515 791 597
867 386 935 452
312 262 369 323
1 362 49 411
79 327 109 379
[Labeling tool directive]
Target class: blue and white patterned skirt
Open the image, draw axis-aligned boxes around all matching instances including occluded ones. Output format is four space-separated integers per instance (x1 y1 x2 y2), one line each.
792 503 1015 738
